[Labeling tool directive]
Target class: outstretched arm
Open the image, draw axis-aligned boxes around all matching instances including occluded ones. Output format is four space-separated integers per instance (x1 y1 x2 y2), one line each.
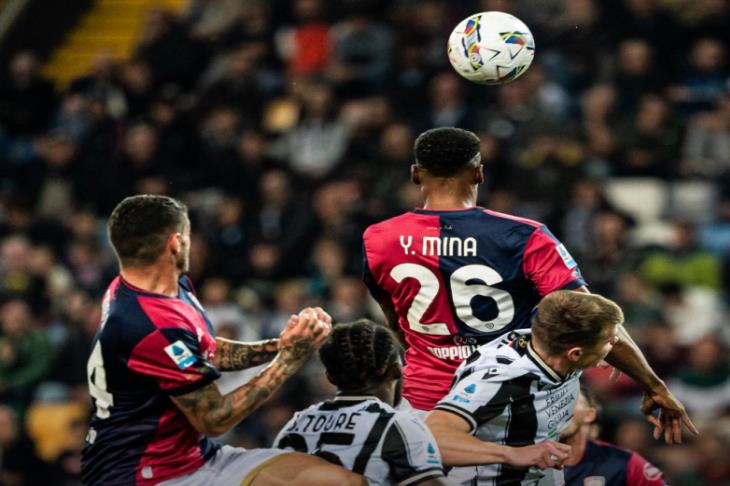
172 309 330 437
573 286 698 443
425 410 570 469
213 338 279 371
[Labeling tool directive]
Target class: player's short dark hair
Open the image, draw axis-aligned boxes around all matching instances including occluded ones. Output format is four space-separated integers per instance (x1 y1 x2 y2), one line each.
319 319 401 393
414 127 481 177
531 291 624 355
108 195 188 266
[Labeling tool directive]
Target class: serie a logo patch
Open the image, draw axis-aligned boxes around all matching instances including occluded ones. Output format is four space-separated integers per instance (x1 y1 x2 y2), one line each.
164 340 197 369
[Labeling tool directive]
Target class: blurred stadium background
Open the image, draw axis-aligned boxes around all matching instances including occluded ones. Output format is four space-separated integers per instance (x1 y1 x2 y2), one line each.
0 0 729 484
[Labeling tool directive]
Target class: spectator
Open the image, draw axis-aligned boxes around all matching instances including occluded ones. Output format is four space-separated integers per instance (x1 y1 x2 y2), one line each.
0 51 55 136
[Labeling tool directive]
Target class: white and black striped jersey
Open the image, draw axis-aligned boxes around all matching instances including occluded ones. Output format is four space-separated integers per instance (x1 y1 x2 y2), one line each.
435 330 581 486
274 396 445 486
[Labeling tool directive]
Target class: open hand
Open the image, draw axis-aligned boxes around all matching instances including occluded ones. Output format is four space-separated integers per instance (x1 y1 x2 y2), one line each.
641 387 699 444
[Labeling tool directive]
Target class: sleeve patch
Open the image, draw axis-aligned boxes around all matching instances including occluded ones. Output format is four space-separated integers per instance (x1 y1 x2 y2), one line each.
643 463 662 481
164 340 197 369
556 244 577 269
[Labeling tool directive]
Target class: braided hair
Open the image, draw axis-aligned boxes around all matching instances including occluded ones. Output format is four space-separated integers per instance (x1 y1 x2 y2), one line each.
319 319 401 393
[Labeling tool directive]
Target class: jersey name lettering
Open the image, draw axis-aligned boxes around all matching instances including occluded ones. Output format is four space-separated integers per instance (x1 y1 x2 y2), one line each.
398 235 477 256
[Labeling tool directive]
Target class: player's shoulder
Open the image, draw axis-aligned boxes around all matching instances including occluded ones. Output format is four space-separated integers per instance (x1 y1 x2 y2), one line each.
589 439 633 461
481 209 544 229
363 212 419 237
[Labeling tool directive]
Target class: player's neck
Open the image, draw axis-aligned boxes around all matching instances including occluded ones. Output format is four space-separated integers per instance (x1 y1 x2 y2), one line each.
563 427 590 466
421 188 477 210
530 338 572 377
121 264 180 297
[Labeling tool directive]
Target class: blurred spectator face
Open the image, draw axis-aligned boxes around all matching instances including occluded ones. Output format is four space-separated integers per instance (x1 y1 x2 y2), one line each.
249 243 280 275
312 238 344 277
10 51 37 84
380 124 413 161
124 125 158 164
218 197 244 226
259 170 291 206
636 95 668 131
0 300 32 336
228 47 255 79
204 108 240 147
237 131 266 162
430 72 462 107
141 8 172 43
593 212 626 244
618 40 652 76
617 274 647 302
331 277 365 307
582 85 616 120
674 222 697 249
690 38 726 72
274 279 307 313
42 133 77 168
413 0 448 31
565 0 598 23
313 181 360 224
187 234 209 279
302 83 334 118
480 0 514 13
1 235 32 272
201 277 232 306
0 406 18 446
91 52 117 80
294 0 323 21
625 0 656 16
571 180 602 207
498 79 530 108
122 61 152 93
688 336 723 372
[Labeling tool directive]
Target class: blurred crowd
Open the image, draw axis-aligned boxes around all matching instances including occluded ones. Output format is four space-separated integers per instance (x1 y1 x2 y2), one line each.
1 0 730 484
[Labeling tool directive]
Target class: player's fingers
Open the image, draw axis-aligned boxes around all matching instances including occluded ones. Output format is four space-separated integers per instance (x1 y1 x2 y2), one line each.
645 414 662 430
314 307 332 325
547 441 571 456
682 412 700 436
664 421 673 445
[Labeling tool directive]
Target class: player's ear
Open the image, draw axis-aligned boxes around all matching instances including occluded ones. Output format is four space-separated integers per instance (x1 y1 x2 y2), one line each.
169 232 181 255
566 347 583 363
411 164 421 185
475 164 484 184
585 407 598 424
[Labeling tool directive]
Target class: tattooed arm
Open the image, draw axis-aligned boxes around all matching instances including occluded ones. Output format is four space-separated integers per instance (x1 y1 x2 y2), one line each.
172 308 330 437
212 338 279 371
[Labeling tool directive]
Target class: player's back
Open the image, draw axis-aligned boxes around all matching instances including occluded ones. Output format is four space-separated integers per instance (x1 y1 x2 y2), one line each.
82 276 220 485
274 397 444 486
363 207 584 410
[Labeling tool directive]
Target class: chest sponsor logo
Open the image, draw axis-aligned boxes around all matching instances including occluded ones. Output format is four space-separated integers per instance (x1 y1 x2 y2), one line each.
427 344 477 361
583 477 605 486
164 340 197 369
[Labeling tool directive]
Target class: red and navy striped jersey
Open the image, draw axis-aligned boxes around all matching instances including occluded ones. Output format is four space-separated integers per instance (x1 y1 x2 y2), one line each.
81 276 221 485
565 440 666 486
362 207 585 410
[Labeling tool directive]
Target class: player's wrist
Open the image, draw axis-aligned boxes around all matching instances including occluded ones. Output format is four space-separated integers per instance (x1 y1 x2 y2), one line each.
494 444 516 465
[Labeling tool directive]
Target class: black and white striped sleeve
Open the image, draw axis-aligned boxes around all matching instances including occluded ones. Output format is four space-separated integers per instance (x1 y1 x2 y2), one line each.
381 415 445 485
433 365 514 434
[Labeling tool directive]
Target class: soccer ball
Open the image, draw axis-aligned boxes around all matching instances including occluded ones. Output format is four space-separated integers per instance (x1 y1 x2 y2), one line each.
447 11 535 85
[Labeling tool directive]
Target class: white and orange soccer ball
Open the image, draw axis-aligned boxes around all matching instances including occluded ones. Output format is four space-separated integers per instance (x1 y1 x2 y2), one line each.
447 11 535 85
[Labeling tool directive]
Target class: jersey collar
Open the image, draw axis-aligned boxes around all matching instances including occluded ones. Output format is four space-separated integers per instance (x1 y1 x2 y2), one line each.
412 206 482 215
333 395 380 402
526 340 564 383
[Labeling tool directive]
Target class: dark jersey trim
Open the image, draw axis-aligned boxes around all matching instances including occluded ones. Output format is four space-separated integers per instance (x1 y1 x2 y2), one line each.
166 372 219 396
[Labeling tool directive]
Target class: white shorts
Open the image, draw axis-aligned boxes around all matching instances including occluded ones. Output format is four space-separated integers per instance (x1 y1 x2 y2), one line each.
159 445 289 486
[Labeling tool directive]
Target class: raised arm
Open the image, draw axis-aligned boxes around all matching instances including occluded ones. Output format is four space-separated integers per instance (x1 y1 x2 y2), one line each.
425 410 570 469
572 286 699 443
212 337 279 371
172 309 329 437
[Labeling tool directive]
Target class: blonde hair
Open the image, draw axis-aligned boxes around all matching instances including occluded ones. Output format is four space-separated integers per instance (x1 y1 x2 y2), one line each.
531 291 624 355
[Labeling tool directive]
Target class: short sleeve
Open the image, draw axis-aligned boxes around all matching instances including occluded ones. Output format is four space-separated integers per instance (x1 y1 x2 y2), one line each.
434 365 514 433
362 242 390 304
627 452 667 486
522 226 586 296
127 327 220 396
381 415 445 486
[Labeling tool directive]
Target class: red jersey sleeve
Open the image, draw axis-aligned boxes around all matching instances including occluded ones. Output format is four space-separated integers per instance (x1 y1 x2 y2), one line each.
127 327 221 396
522 226 586 296
627 452 666 486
